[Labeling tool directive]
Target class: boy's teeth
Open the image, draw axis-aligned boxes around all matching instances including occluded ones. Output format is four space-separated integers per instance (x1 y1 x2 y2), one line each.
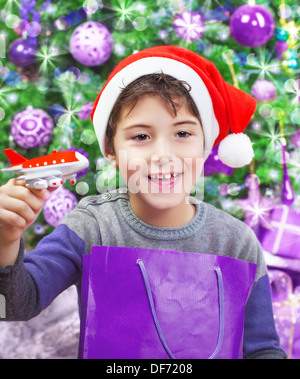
150 174 179 180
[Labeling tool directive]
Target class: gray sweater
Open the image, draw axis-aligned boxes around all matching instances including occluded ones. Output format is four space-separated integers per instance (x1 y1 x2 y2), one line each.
0 189 286 358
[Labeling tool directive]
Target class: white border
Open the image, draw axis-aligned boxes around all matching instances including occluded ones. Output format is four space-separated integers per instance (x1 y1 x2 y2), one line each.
92 57 219 159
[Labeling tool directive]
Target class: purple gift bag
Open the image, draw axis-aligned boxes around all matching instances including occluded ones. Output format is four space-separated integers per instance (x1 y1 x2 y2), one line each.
79 246 257 359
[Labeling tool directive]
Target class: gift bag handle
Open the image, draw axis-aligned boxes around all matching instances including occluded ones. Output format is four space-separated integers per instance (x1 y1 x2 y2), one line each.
137 259 224 360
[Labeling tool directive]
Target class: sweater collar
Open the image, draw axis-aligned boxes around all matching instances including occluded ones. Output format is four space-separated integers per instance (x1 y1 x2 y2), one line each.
117 195 206 240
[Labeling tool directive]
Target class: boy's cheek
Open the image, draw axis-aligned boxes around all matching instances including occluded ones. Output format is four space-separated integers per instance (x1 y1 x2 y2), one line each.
184 156 204 181
117 155 149 190
194 156 205 179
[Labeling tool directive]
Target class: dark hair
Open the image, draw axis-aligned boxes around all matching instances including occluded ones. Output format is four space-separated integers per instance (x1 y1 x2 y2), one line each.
106 73 201 154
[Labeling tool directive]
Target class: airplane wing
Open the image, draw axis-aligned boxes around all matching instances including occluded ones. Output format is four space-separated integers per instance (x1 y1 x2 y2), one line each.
1 166 22 172
18 169 62 181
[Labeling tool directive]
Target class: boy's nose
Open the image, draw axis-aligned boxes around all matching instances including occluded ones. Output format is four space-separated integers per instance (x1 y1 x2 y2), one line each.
151 156 173 167
151 140 176 164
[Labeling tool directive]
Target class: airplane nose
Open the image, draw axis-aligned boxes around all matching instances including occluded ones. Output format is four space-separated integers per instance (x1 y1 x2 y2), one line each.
75 152 89 169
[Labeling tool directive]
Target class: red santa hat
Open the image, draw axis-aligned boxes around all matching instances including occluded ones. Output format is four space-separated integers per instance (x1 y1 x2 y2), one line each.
91 46 257 168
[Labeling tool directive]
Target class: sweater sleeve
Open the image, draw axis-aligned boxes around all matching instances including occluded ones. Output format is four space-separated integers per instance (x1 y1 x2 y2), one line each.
0 238 41 321
243 238 287 359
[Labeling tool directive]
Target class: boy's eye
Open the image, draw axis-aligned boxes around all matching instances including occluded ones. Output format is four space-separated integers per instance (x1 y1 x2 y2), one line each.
176 131 191 138
133 134 149 141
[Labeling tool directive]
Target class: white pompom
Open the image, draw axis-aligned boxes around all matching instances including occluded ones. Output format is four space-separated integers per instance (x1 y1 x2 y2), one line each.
218 133 254 168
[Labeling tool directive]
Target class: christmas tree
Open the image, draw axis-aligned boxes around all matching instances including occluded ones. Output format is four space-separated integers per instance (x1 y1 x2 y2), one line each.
0 0 298 246
0 0 300 358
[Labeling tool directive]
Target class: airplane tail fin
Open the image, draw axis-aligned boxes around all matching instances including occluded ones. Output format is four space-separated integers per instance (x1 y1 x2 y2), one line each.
3 149 28 166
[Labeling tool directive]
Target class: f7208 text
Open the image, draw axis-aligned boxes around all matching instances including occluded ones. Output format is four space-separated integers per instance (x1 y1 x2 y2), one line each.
150 364 192 374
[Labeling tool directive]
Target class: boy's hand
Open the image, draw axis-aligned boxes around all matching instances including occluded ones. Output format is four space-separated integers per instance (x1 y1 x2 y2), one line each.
0 178 51 246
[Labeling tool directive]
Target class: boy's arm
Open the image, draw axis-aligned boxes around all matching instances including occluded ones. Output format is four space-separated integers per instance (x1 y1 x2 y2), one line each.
0 178 51 320
0 224 84 321
0 179 51 268
243 274 287 359
243 239 287 359
0 202 99 321
0 237 41 320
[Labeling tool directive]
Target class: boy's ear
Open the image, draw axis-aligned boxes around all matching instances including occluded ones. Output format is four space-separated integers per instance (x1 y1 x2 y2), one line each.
105 136 118 168
107 154 118 168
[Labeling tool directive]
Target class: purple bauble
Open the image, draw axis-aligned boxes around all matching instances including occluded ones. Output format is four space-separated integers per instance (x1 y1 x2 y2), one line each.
77 102 94 120
291 130 300 148
204 146 234 176
230 4 275 47
275 40 288 61
44 186 78 227
173 11 205 42
69 21 113 66
251 79 277 102
11 106 54 149
8 38 38 67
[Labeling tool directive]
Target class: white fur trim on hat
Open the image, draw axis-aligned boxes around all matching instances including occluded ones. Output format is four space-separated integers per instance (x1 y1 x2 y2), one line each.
218 133 254 168
92 57 219 160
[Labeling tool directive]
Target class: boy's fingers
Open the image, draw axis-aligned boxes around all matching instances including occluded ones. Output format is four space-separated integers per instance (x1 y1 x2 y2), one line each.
0 196 36 224
14 178 52 201
5 182 44 213
30 187 52 201
0 208 26 228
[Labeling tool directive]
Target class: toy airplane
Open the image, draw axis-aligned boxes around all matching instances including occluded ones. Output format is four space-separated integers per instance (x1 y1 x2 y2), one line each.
1 149 89 189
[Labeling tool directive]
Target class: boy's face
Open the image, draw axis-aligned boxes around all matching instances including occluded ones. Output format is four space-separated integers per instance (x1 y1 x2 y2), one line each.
107 95 204 213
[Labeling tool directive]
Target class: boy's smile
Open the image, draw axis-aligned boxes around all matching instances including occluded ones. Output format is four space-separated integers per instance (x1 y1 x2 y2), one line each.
147 172 182 191
107 95 204 227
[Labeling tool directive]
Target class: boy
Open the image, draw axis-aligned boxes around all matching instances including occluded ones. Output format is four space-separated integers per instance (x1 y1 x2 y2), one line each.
0 46 286 359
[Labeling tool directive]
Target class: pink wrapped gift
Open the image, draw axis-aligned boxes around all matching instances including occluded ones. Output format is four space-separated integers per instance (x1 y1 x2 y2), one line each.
260 206 300 260
270 270 300 359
